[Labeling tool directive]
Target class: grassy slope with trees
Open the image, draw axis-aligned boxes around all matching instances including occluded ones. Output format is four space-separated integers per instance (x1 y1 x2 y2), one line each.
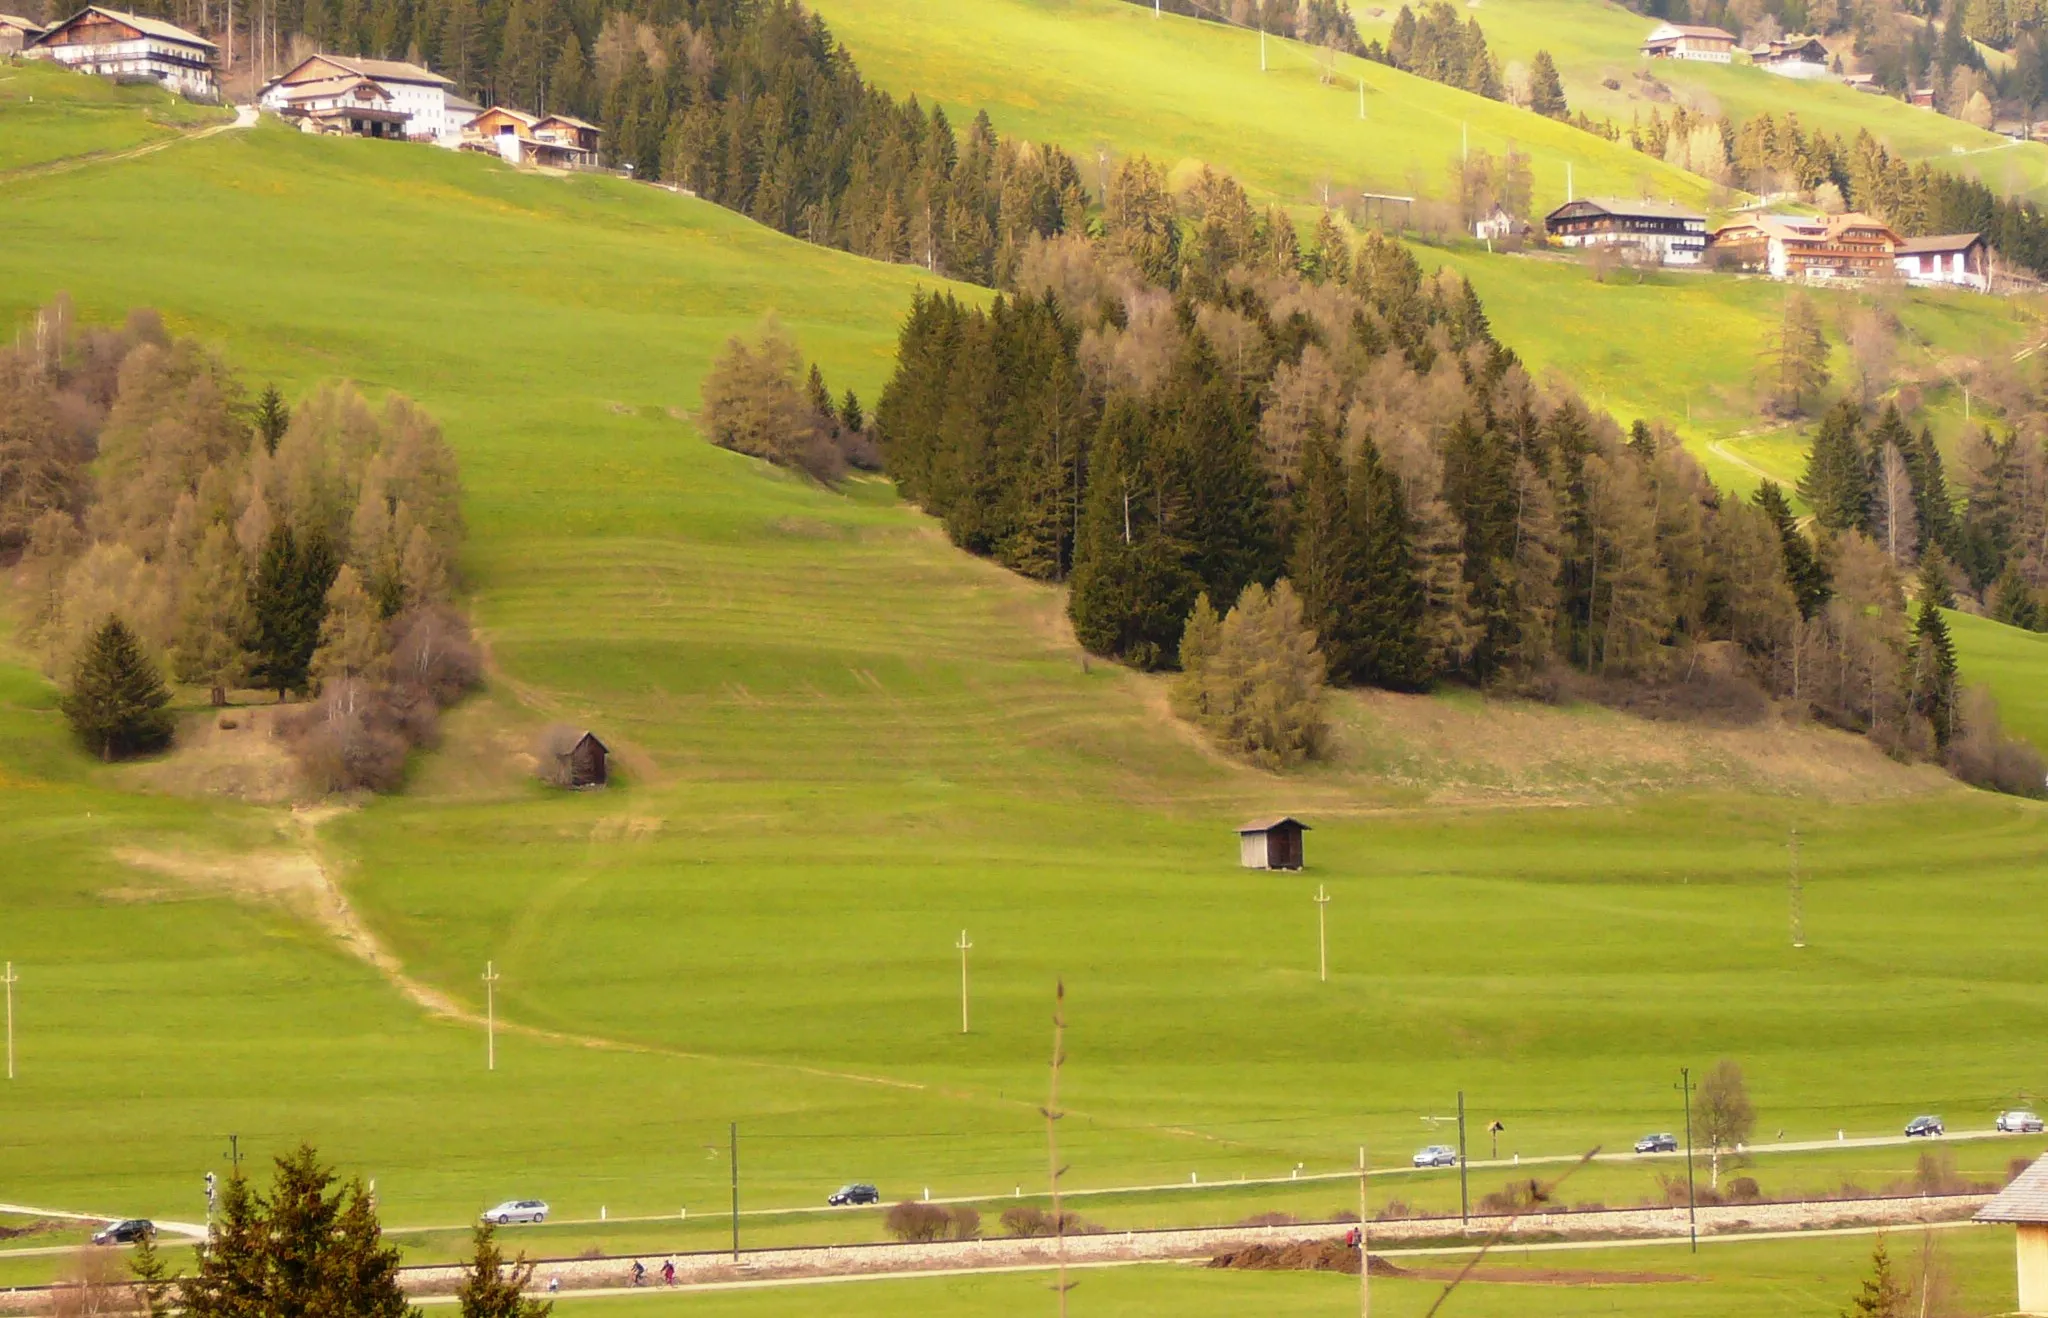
811 0 1714 213
4 86 2048 1259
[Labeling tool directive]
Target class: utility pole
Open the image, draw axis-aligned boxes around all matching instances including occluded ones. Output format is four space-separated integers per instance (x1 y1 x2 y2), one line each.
1788 828 1805 949
1456 1091 1469 1225
1049 981 1071 1317
1260 25 1267 71
1567 162 1574 203
1358 77 1366 119
956 930 973 1034
1314 886 1331 983
1461 120 1468 163
1677 1068 1698 1252
730 1123 740 1262
482 961 500 1071
3 962 15 1081
1357 1146 1371 1318
229 1133 240 1174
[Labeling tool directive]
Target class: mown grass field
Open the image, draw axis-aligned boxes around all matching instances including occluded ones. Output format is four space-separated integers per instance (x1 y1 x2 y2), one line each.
811 0 1713 214
1349 0 2048 203
2 72 2047 1318
548 1226 2022 1315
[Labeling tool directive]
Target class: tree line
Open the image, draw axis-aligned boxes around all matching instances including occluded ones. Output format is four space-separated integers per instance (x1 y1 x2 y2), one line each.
871 200 2043 787
2 296 478 788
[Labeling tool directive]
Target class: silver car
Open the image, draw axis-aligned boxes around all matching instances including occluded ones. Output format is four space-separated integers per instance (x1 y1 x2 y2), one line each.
2000 1110 2045 1133
482 1199 549 1225
1412 1144 1458 1168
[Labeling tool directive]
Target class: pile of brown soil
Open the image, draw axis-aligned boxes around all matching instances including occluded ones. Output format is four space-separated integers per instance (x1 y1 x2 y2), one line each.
1206 1240 1411 1277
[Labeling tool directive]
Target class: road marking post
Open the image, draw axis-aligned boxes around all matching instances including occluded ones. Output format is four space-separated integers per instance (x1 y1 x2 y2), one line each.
956 930 972 1034
3 961 15 1080
1314 886 1331 983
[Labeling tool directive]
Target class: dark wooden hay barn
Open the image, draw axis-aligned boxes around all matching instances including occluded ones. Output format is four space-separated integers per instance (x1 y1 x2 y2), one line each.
1237 817 1308 870
563 732 608 787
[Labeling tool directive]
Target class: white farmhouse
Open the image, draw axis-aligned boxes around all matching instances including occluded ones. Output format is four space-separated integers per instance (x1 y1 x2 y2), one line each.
1895 233 1991 291
26 6 216 100
261 54 463 143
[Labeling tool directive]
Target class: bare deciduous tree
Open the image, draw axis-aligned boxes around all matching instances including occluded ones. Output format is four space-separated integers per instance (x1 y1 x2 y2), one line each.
1692 1059 1755 1190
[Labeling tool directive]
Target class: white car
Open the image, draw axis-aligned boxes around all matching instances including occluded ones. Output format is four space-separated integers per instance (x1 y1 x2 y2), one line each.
1999 1110 2045 1133
482 1199 549 1225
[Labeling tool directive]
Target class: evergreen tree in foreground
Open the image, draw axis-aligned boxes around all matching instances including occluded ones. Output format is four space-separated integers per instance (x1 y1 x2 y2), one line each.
1799 401 1870 534
1754 481 1831 618
1910 598 1960 748
1841 1235 1906 1318
457 1223 553 1318
255 384 291 455
183 1145 412 1318
1528 49 1569 117
60 616 174 761
249 524 338 699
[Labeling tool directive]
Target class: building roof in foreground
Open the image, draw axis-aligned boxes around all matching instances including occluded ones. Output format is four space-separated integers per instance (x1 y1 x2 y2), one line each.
1977 1156 2048 1223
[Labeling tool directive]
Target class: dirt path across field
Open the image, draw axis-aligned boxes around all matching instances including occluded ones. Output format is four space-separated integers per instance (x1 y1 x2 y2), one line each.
0 103 254 184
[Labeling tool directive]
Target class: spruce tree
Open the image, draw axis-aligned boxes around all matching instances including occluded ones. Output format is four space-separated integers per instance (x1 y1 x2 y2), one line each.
1910 598 1960 748
130 1230 179 1318
1067 400 1199 669
1754 481 1831 618
1798 401 1871 534
255 384 291 456
1918 547 1957 609
249 525 338 699
457 1224 552 1318
1287 436 1362 681
1350 438 1431 689
1842 1235 1906 1318
1528 49 1569 117
1991 563 2039 628
839 389 864 435
60 616 175 762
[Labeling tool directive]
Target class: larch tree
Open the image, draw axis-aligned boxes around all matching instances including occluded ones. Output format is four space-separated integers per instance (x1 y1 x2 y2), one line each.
60 615 174 761
173 521 254 706
1173 581 1328 769
310 564 390 689
1767 292 1830 415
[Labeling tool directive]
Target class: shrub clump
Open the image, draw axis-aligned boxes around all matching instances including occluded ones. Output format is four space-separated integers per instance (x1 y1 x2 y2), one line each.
883 1202 980 1242
998 1205 1094 1238
278 607 480 792
698 318 873 485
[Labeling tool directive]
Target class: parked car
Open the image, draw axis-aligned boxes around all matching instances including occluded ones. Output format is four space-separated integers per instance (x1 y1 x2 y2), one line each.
1634 1133 1679 1154
827 1183 880 1206
1904 1116 1945 1138
481 1199 549 1225
91 1220 154 1246
1412 1145 1458 1168
1999 1110 2045 1133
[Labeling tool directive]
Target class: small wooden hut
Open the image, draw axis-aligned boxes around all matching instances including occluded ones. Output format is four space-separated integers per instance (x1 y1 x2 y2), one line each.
1237 817 1309 870
562 732 608 788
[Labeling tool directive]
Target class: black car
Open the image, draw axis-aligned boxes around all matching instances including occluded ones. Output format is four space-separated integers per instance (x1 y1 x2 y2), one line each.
1905 1115 1945 1137
91 1220 155 1246
827 1183 879 1206
1634 1133 1679 1154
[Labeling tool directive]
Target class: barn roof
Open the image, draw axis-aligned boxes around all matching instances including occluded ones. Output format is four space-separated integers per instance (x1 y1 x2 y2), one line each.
0 12 44 34
1237 817 1311 834
572 731 607 752
1897 232 1983 254
39 4 215 49
1977 1155 2048 1223
1547 196 1705 223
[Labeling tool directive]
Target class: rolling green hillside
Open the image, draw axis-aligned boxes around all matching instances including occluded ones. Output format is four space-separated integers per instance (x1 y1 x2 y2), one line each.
3 77 2048 1298
0 59 227 173
812 0 1715 213
1349 0 2048 202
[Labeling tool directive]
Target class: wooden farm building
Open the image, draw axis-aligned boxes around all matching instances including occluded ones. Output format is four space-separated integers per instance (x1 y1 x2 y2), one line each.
1237 817 1309 871
1748 34 1830 77
1640 22 1735 61
1708 212 1902 281
0 12 45 53
1895 232 1990 291
259 53 465 143
1977 1155 2048 1313
559 732 608 788
1543 197 1708 265
26 6 216 99
461 104 602 168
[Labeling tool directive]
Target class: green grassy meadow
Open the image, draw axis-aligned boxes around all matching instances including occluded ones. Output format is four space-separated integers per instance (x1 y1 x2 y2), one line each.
3 69 2048 1318
1348 0 2048 203
0 60 226 173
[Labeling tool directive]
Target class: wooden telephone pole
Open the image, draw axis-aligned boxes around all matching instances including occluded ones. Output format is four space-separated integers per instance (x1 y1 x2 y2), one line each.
956 930 973 1034
1313 886 1331 983
3 962 16 1081
482 961 500 1071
